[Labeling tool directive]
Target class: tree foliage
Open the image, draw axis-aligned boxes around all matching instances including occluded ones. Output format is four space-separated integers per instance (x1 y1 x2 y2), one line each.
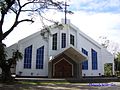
0 0 63 41
98 36 120 55
0 46 23 82
104 63 113 76
114 52 120 76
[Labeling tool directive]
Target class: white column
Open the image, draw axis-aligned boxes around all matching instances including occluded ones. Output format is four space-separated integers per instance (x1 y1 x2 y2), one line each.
112 62 115 75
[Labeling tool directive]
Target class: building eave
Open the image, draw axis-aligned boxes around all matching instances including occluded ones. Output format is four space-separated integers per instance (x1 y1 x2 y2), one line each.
50 46 88 63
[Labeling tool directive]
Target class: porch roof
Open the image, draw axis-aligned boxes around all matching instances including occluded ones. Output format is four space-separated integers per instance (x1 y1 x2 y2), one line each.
50 47 88 63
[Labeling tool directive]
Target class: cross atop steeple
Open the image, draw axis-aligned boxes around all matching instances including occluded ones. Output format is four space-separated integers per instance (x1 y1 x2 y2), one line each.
64 2 69 24
63 1 73 24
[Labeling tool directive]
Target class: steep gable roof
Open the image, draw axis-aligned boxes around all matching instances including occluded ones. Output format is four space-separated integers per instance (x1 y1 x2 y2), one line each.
17 19 102 49
18 31 41 44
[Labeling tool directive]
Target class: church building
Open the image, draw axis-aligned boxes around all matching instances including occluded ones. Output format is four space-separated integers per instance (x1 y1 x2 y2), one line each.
7 19 114 78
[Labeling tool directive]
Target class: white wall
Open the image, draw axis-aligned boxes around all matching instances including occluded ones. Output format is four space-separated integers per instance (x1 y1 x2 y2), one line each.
16 33 49 76
101 48 114 75
77 33 103 76
48 27 61 57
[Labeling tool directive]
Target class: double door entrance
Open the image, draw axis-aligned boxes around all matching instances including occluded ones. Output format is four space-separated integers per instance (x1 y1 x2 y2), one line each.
53 58 73 78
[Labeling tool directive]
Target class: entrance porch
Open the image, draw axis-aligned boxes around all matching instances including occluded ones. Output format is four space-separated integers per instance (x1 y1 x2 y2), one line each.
48 47 87 79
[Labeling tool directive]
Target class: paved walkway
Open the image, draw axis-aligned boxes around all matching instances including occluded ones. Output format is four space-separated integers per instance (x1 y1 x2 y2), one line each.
15 77 120 83
0 82 120 90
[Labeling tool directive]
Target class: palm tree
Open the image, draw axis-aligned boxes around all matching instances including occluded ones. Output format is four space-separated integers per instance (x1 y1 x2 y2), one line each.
1 45 23 82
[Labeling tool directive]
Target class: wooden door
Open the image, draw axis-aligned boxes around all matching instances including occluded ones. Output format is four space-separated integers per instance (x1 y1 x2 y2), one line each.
54 59 72 78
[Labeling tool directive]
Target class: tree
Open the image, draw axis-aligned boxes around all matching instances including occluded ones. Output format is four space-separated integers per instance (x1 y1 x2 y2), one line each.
0 47 23 82
98 36 110 48
98 36 120 54
0 0 63 82
114 52 120 76
104 63 113 76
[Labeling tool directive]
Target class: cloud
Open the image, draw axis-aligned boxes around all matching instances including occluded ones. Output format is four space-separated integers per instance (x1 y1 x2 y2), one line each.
68 0 120 13
66 11 120 44
3 0 120 47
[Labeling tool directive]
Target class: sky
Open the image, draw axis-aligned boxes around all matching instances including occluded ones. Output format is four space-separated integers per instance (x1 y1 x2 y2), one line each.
2 0 120 52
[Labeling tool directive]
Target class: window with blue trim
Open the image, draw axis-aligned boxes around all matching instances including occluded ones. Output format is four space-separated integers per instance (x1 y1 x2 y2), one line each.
52 33 57 50
70 34 74 46
61 33 66 48
82 48 88 70
91 49 98 70
24 45 32 69
36 46 44 69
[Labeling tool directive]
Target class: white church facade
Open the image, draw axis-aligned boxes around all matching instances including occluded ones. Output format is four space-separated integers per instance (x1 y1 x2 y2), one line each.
6 20 114 78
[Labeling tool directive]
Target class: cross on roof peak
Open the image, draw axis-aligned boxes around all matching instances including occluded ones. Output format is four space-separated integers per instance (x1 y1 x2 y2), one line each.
62 1 73 24
64 1 69 24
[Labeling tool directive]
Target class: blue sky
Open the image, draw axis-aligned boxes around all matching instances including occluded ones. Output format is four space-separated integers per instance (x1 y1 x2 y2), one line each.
3 0 120 52
68 0 120 13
